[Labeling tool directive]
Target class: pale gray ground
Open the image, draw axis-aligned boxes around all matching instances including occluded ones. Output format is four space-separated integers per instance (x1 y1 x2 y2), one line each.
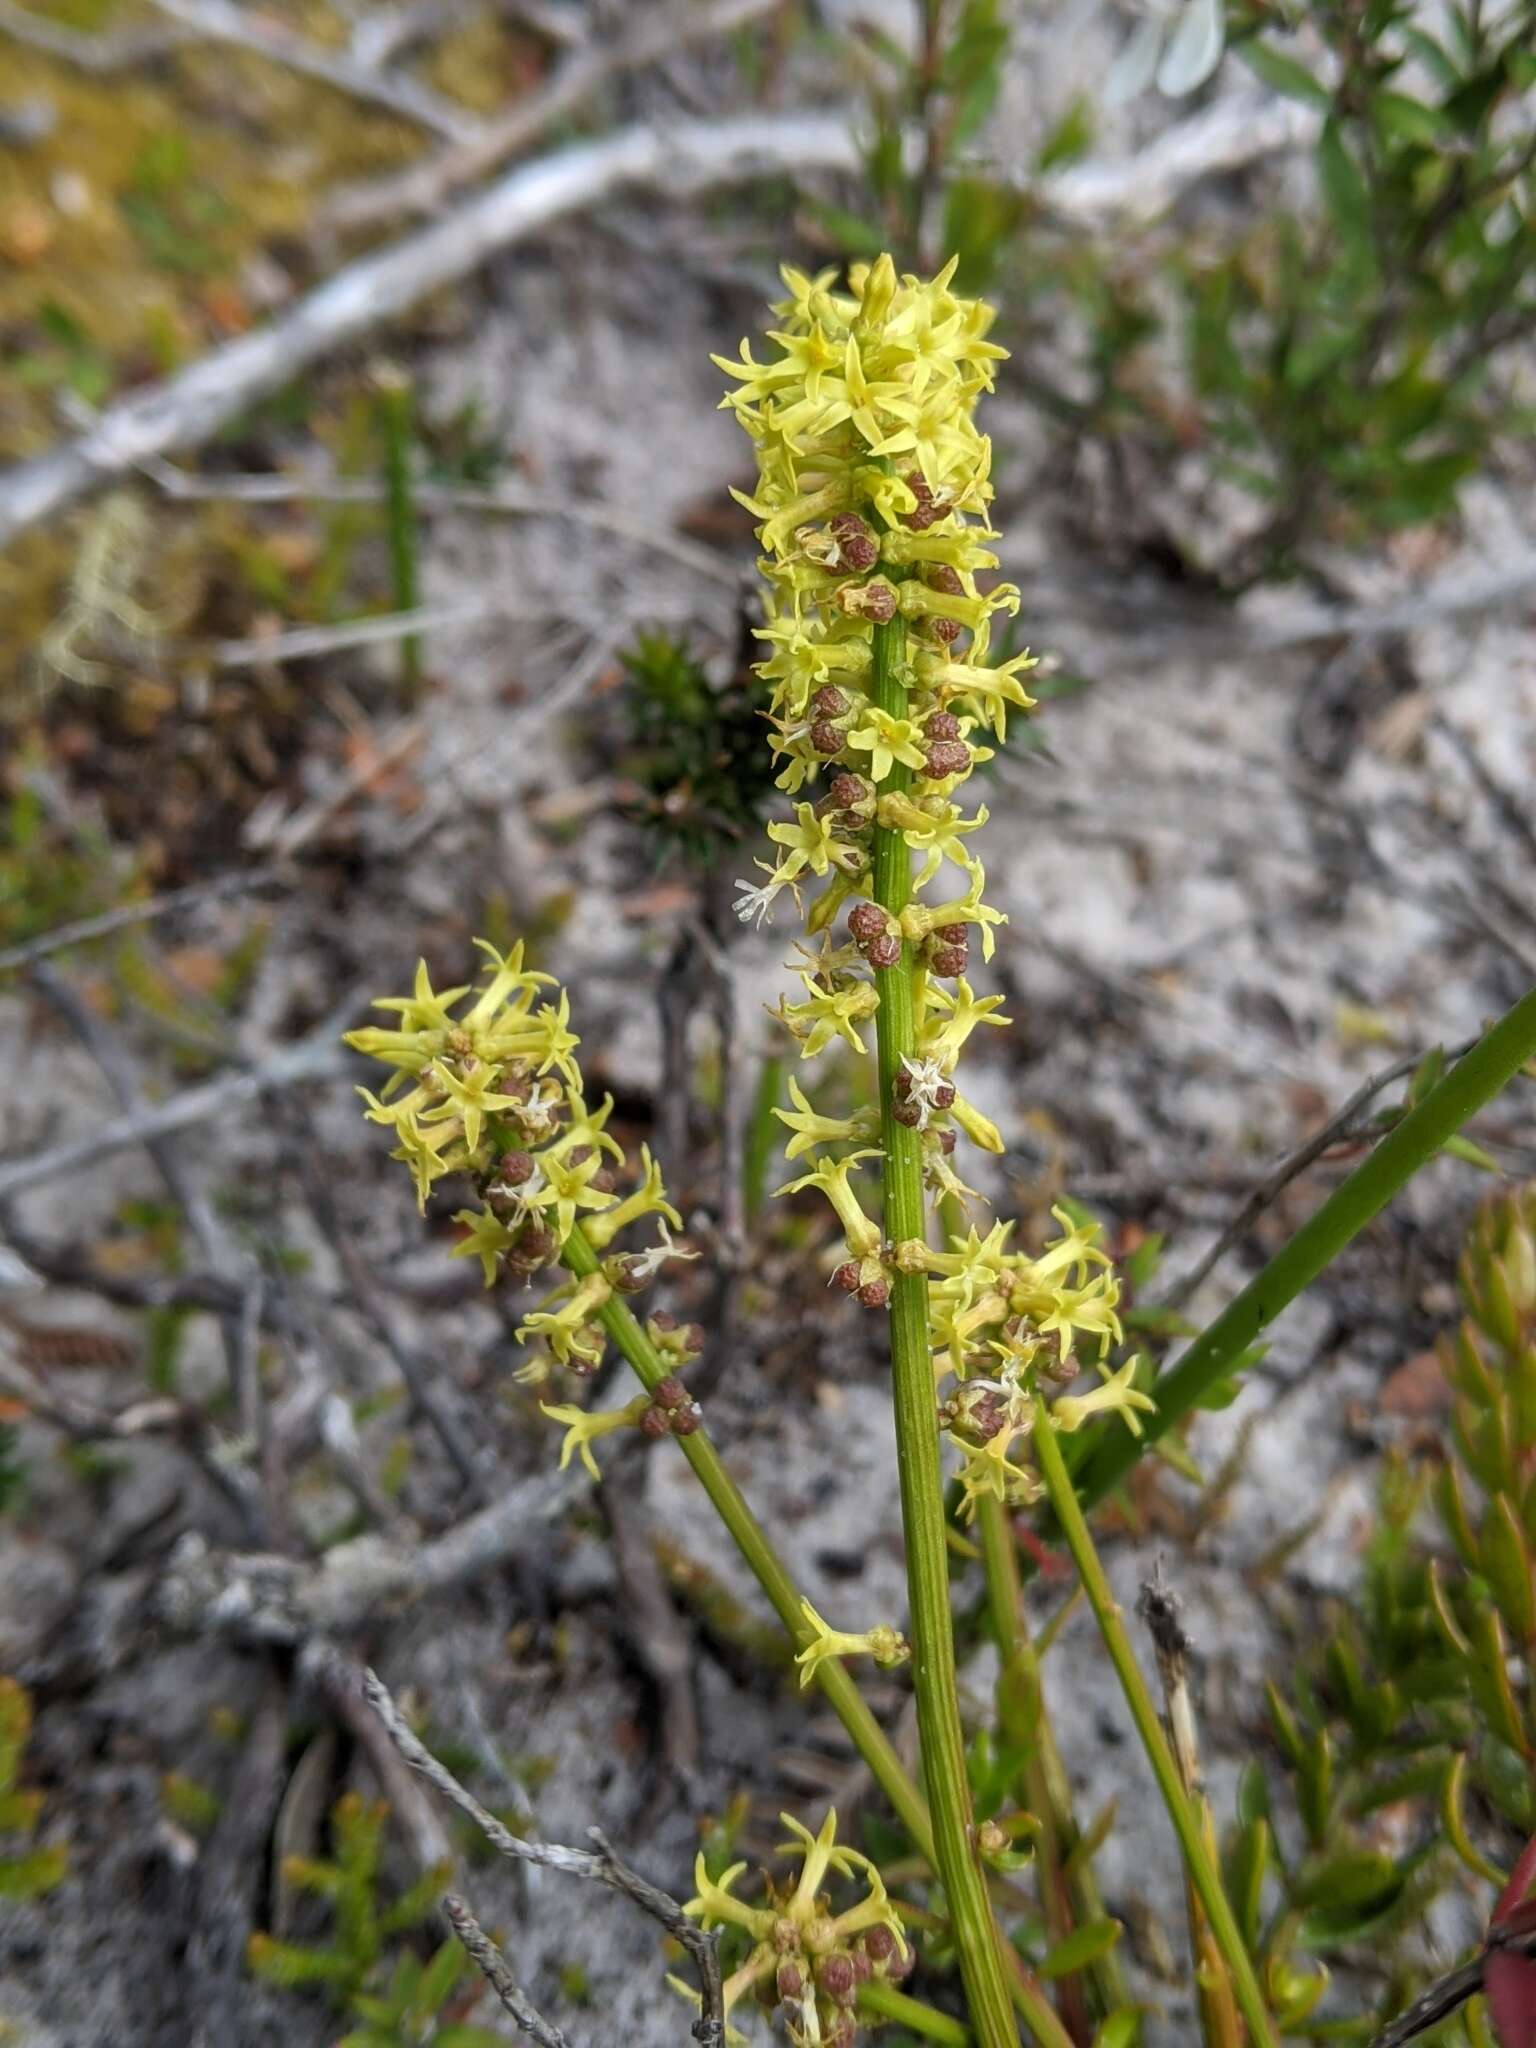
2 8 1534 2043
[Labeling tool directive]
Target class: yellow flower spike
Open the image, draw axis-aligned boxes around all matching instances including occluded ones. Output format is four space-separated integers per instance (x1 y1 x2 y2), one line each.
773 1076 878 1160
539 1395 649 1481
516 1271 613 1368
950 1092 1005 1154
364 958 470 1037
773 977 880 1060
420 1060 524 1161
794 1599 911 1690
780 1809 844 1916
954 1431 1043 1521
518 1147 616 1246
774 1150 885 1258
1049 1357 1156 1437
451 1207 519 1287
917 977 1011 1070
844 706 928 783
582 1145 682 1250
683 1853 778 1942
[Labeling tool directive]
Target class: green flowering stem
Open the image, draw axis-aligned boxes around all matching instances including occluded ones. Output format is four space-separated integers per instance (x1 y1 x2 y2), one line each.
561 1225 926 1848
1031 1396 1280 2048
868 612 1021 2048
564 1225 1069 2048
858 1977 972 2044
977 1496 1128 2035
1069 981 1536 1516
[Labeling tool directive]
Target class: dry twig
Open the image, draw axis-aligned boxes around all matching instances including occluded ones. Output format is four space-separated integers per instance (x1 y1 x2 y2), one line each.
1157 1039 1475 1315
355 1661 725 2047
444 1894 571 2048
150 0 483 137
0 112 861 549
322 0 781 226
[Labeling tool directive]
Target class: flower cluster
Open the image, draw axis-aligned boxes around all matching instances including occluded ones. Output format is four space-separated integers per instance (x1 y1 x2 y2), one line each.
677 1809 912 2047
345 945 698 1462
719 259 1149 1514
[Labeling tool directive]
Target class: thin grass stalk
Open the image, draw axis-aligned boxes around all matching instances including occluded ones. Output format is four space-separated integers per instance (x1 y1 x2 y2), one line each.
867 610 1022 2048
1069 984 1536 1515
979 1495 1128 2041
1140 1575 1244 2048
1032 1396 1279 2048
375 364 423 703
860 1976 974 2043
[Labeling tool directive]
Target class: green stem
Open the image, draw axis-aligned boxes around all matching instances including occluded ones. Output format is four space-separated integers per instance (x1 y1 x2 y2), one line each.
1069 982 1536 1516
562 1227 927 1848
978 1497 1127 2040
564 1227 1071 2048
860 1976 973 2045
869 612 1021 2048
1031 1397 1280 2048
375 364 422 705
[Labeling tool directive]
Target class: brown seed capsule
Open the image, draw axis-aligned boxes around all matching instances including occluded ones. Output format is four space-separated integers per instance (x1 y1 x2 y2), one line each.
828 771 870 810
849 1947 873 1985
866 932 903 970
671 1404 701 1437
857 1277 890 1309
923 711 961 741
589 1168 616 1195
824 2017 857 2048
653 1375 688 1409
497 1150 535 1184
681 1323 706 1356
648 1310 677 1333
811 685 849 718
815 1953 857 2004
928 564 964 597
931 614 964 646
836 578 898 624
904 471 941 530
892 1098 922 1127
937 923 968 945
810 720 844 755
775 1961 805 2002
861 1926 898 1968
929 943 968 978
829 512 880 573
566 1145 592 1169
923 740 971 779
516 1221 558 1264
932 1080 956 1109
937 1127 957 1155
832 1260 863 1293
893 1067 912 1098
847 901 888 945
638 1405 671 1441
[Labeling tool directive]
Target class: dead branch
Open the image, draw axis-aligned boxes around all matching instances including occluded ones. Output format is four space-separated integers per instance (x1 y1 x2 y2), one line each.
149 0 483 138
444 1894 571 2048
1156 1043 1471 1315
0 1007 355 1205
0 0 191 68
321 0 783 227
0 111 861 551
142 460 746 586
0 85 1325 551
353 1659 725 2046
1040 91 1317 227
0 871 281 981
155 1461 583 1644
